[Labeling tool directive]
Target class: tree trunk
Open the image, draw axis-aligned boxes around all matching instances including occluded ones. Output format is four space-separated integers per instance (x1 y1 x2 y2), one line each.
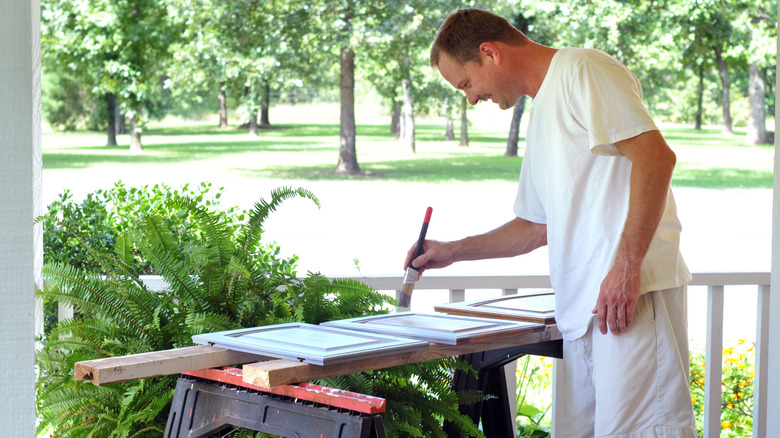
446 118 455 141
248 110 258 137
336 47 360 174
746 62 769 144
459 95 469 147
506 95 527 157
129 115 143 153
106 94 118 146
260 81 270 126
714 45 733 135
400 78 415 153
695 64 704 130
116 108 126 134
391 100 400 138
445 96 455 141
218 85 229 128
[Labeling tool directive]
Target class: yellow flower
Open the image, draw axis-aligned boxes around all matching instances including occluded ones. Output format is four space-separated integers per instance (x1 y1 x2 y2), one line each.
738 339 746 345
738 364 747 370
691 397 697 404
739 381 747 388
722 421 732 429
738 392 744 398
727 402 734 409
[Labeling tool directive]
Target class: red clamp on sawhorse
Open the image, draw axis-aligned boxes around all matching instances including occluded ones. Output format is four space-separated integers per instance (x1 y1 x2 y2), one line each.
164 367 386 437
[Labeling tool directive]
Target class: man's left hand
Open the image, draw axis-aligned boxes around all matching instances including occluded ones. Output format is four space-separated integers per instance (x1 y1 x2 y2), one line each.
592 261 642 335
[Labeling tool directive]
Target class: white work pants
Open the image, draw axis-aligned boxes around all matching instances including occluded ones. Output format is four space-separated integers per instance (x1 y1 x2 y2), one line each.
554 286 697 438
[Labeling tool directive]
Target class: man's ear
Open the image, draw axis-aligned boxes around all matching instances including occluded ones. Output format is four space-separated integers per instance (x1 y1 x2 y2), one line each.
478 42 501 65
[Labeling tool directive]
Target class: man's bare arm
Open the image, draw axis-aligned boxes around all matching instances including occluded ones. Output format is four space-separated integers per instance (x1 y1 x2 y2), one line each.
593 129 676 335
404 217 547 276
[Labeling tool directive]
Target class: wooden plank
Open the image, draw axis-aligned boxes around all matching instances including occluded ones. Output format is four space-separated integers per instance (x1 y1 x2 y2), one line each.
243 324 561 388
75 345 270 385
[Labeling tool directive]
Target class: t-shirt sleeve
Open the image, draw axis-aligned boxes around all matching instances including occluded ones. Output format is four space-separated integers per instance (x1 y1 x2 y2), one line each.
568 52 658 156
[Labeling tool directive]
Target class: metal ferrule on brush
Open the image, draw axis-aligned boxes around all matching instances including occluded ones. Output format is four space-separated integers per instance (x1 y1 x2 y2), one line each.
403 267 419 285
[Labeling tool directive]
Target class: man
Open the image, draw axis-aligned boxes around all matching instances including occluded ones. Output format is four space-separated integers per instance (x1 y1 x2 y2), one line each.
407 8 696 438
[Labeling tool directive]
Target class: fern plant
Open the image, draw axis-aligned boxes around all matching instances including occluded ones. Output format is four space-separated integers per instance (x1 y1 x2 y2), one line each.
36 186 483 437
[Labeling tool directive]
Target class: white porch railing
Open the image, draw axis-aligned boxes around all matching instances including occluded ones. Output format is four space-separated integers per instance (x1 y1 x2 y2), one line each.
339 272 771 438
59 271 770 437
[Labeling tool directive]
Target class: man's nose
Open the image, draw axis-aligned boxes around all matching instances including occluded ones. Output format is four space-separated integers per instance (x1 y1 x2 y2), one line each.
465 91 479 105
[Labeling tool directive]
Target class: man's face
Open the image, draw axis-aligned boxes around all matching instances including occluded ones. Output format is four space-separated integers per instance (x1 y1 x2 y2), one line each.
436 52 515 110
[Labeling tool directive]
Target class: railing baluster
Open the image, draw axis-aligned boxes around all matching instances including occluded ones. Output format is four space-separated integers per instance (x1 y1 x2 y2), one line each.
753 284 770 438
449 289 465 303
704 285 724 438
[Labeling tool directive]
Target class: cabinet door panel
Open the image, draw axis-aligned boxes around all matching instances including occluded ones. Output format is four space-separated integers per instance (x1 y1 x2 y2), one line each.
434 291 556 324
323 312 543 345
193 323 428 366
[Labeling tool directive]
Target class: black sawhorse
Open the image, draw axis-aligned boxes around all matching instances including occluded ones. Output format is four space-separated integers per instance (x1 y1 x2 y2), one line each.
164 372 385 438
163 340 561 438
444 339 563 437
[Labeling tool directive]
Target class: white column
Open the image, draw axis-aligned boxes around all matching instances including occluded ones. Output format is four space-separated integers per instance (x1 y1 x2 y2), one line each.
768 7 780 433
0 0 42 436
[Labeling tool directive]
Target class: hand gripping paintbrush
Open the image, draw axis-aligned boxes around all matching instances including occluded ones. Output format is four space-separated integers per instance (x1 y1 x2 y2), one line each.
398 206 432 312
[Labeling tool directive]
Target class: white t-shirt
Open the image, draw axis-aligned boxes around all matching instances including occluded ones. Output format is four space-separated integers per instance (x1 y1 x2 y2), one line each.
514 48 691 340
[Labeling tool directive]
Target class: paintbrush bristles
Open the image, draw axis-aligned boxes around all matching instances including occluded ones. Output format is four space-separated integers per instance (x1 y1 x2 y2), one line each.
398 282 415 310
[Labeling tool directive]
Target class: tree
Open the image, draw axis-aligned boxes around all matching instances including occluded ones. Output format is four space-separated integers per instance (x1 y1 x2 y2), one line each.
338 47 360 173
361 0 461 154
298 1 394 174
42 0 179 151
524 0 692 126
506 95 526 157
459 95 469 147
743 5 776 144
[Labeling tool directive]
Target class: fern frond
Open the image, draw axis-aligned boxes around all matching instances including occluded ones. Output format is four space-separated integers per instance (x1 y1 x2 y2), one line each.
185 312 241 335
142 215 178 252
41 263 153 340
329 278 394 317
237 187 320 256
135 240 207 313
114 231 136 265
169 196 235 269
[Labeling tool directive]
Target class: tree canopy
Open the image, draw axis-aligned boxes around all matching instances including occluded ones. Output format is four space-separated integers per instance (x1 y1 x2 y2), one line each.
42 0 778 162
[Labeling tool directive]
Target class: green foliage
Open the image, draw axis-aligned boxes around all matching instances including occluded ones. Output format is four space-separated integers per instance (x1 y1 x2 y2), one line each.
39 181 245 273
515 355 553 437
37 185 482 437
690 341 756 437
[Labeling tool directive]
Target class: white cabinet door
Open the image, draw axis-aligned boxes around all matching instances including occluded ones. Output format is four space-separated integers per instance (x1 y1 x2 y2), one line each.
434 291 556 324
193 323 428 366
323 312 543 345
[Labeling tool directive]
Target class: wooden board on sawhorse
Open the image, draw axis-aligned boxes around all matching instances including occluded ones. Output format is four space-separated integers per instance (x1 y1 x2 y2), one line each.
165 368 386 438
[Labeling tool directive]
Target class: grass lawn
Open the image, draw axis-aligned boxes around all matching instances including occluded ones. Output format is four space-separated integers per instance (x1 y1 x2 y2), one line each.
42 103 775 190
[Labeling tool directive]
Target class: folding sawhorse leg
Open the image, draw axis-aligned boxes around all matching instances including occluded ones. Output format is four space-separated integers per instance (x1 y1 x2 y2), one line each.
164 368 386 438
444 339 563 438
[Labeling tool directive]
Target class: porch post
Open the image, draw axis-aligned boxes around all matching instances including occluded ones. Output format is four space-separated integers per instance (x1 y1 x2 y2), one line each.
0 0 43 435
767 5 780 433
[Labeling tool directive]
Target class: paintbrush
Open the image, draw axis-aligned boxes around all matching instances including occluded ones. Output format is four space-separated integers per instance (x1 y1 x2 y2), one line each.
398 206 432 312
